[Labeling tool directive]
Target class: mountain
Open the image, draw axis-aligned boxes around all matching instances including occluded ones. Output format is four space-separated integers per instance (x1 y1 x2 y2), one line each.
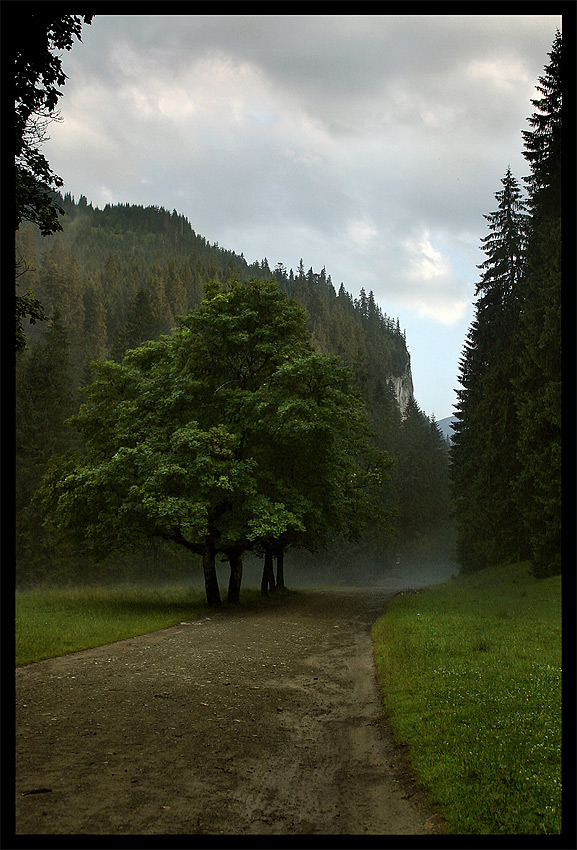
437 415 457 443
15 194 454 585
16 194 415 413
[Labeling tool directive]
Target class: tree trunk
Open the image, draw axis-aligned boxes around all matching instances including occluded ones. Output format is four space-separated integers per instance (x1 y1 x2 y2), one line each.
203 540 221 607
261 546 276 596
152 540 160 572
276 549 285 591
227 550 243 604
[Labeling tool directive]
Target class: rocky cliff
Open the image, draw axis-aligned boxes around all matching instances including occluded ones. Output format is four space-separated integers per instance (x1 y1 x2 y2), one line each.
388 352 414 416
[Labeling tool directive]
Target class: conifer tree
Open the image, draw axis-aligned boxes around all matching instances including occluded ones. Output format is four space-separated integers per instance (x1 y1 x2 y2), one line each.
102 253 125 342
83 272 109 362
15 223 44 350
514 31 562 577
452 168 528 571
35 240 86 380
16 316 77 572
396 398 449 545
113 287 157 360
165 261 188 319
148 266 174 337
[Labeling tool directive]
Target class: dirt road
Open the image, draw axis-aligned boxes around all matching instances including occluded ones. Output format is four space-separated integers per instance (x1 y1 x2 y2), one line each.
15 588 443 837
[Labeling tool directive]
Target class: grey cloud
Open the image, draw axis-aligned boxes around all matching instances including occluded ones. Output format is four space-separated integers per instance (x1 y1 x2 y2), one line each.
46 13 561 416
71 15 559 109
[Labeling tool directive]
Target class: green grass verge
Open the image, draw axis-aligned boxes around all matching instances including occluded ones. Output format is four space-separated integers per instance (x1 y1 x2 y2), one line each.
16 583 222 666
15 583 296 667
372 562 562 835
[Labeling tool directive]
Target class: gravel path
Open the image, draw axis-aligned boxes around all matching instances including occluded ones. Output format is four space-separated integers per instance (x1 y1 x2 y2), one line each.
14 588 443 836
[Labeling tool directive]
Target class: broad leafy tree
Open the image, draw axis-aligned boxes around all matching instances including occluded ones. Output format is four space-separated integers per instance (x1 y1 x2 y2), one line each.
37 279 390 604
244 350 392 590
14 12 93 349
17 192 453 585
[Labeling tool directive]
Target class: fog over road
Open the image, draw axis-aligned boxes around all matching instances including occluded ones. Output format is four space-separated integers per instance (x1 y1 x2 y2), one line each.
15 588 443 836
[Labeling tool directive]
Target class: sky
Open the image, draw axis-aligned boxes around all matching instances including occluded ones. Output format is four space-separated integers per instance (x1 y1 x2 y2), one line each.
43 13 561 421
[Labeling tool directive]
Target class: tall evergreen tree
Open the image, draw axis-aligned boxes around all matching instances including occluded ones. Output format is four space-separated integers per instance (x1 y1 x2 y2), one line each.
165 261 188 319
101 253 125 341
83 272 109 362
16 316 78 573
452 168 528 572
514 31 562 577
35 239 86 381
15 223 45 351
396 398 450 546
113 287 157 360
148 266 174 337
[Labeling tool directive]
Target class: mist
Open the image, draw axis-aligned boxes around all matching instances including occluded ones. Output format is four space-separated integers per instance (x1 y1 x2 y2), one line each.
228 534 459 594
15 532 458 594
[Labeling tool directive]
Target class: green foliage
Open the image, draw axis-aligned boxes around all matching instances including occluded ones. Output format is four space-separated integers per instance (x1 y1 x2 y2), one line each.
452 168 528 572
372 563 561 834
452 32 562 578
13 12 94 349
37 279 393 602
16 317 79 568
17 196 452 586
14 12 93 235
514 32 562 578
15 286 47 353
396 399 450 544
247 351 393 551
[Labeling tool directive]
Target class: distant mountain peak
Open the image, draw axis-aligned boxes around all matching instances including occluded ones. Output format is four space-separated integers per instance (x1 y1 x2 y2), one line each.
437 415 457 442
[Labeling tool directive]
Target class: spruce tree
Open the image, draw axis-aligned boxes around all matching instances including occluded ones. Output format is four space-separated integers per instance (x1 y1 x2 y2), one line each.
35 240 86 382
148 266 174 337
16 316 77 575
83 272 109 362
452 168 528 571
114 287 157 359
393 399 450 550
515 31 562 577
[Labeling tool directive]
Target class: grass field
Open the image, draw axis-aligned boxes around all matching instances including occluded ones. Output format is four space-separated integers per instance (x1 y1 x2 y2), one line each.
15 583 216 666
371 561 562 835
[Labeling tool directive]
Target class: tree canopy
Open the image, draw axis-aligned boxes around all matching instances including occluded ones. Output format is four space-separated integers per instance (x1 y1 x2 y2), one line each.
38 279 392 604
515 30 562 577
451 31 562 579
14 12 94 235
451 168 529 572
14 12 93 350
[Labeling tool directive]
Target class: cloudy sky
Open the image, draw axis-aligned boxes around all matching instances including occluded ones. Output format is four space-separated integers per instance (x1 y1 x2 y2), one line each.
44 13 561 420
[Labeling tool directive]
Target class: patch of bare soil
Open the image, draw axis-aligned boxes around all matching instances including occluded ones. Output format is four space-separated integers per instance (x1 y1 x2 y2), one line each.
14 588 444 837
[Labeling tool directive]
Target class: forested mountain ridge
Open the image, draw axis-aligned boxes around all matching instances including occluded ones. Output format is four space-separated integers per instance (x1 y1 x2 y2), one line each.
15 194 451 586
16 193 413 403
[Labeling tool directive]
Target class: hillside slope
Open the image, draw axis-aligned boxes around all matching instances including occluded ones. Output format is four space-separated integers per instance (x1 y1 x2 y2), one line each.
15 195 452 584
